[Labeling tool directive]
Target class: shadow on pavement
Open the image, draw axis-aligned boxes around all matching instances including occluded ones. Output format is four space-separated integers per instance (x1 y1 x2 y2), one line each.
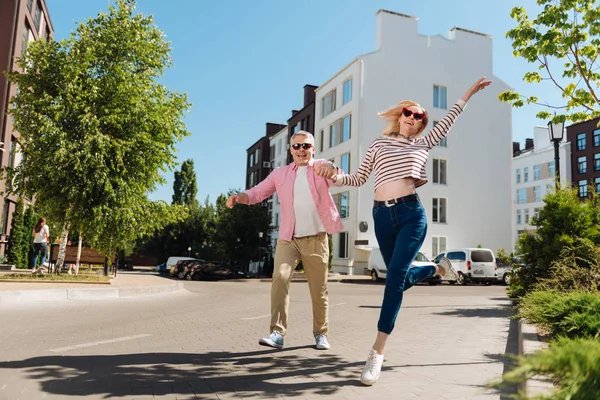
434 306 512 319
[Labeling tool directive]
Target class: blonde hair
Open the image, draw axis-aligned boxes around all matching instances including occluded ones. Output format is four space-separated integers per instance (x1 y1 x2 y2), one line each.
378 100 428 137
290 130 315 144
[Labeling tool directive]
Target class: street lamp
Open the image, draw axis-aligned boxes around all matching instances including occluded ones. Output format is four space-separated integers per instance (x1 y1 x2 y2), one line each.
258 232 264 277
548 117 565 189
188 246 191 257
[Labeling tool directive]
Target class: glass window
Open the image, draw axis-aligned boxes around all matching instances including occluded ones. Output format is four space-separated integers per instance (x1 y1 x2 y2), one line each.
577 133 586 150
595 177 600 193
343 79 352 105
524 167 529 182
329 120 340 147
579 180 588 197
319 129 324 152
270 145 275 161
333 192 350 218
433 121 447 147
516 169 521 184
447 251 466 261
516 209 522 225
549 161 555 177
534 207 541 219
432 236 447 257
21 25 30 55
342 115 351 142
341 153 350 173
33 2 41 31
432 198 447 223
517 188 527 204
433 159 447 184
578 156 587 174
595 153 600 171
533 186 541 202
595 129 600 147
322 89 336 118
27 0 33 11
471 250 494 262
533 165 541 180
524 208 530 224
338 232 348 258
433 85 447 109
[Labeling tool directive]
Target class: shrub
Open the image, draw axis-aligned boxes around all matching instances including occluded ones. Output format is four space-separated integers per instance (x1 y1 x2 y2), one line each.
518 290 600 339
494 337 600 400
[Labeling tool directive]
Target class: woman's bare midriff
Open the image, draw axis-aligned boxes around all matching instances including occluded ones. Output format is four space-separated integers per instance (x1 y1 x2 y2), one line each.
374 178 417 201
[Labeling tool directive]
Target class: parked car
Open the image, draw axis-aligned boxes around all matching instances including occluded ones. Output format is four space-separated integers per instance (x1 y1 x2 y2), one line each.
432 248 497 285
157 256 198 276
496 264 512 285
368 248 441 285
173 259 203 279
190 261 248 281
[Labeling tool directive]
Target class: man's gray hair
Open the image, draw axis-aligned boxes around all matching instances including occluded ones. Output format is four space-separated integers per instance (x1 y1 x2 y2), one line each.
290 130 314 144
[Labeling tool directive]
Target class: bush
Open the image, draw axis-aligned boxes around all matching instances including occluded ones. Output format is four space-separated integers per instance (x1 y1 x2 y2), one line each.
494 336 600 400
518 290 600 339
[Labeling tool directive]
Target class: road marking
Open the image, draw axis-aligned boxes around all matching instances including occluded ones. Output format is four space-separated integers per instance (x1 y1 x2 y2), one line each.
48 334 152 353
242 314 270 320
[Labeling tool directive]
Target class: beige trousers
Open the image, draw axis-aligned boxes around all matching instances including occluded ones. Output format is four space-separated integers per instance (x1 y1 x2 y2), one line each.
270 232 329 336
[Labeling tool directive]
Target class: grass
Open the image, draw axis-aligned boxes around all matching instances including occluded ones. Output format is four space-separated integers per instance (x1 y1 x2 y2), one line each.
0 273 111 282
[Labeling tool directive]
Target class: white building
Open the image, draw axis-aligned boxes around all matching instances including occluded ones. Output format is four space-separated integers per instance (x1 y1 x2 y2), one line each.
513 126 571 248
267 126 289 250
314 10 513 274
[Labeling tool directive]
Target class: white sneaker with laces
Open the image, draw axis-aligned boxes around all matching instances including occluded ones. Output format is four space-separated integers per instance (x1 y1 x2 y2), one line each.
314 334 330 350
438 256 458 281
360 349 384 386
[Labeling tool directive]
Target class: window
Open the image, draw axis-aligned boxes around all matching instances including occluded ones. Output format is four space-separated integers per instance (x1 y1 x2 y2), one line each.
27 0 33 11
276 139 281 155
33 2 41 31
577 133 586 150
533 186 541 202
291 124 298 134
549 161 555 177
578 156 587 174
333 192 349 218
534 207 541 220
433 159 447 184
1 200 10 235
517 188 527 204
338 232 348 258
533 165 541 180
524 208 530 224
255 148 260 165
595 153 600 171
433 121 447 146
516 209 522 225
329 115 351 147
269 145 275 161
595 129 600 147
579 180 588 197
516 169 521 184
21 25 30 55
432 236 447 257
546 184 553 194
432 198 447 223
524 167 529 182
322 89 336 118
248 153 254 168
319 129 324 152
341 153 350 173
447 251 466 261
596 177 600 193
433 85 447 109
275 213 280 227
343 78 352 105
301 117 309 131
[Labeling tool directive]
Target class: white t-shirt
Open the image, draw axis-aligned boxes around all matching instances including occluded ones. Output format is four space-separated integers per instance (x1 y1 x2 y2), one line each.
293 166 325 238
33 225 49 243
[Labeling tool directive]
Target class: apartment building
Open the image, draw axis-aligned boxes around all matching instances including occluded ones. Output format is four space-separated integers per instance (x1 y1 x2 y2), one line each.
245 123 286 191
314 10 513 274
513 126 571 246
0 0 53 252
566 117 600 197
266 126 289 250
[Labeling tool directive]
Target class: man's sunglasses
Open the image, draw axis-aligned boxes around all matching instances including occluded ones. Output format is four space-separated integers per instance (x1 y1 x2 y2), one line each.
402 108 425 121
291 143 313 150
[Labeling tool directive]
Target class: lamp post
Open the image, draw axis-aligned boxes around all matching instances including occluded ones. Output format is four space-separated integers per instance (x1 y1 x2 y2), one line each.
548 117 565 189
187 246 191 257
258 232 264 276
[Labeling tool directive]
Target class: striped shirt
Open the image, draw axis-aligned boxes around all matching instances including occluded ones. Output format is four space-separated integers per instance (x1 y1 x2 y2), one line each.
337 101 466 190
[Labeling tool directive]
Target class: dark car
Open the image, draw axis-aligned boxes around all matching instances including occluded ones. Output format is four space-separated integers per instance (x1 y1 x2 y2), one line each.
190 261 248 281
174 259 204 279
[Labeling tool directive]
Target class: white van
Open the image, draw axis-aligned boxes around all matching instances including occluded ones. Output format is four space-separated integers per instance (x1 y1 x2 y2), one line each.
432 248 497 285
157 256 197 274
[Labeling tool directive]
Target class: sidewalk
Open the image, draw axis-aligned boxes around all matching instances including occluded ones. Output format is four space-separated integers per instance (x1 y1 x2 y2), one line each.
0 270 184 306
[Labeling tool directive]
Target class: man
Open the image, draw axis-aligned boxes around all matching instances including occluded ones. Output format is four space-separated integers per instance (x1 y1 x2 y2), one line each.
227 131 342 350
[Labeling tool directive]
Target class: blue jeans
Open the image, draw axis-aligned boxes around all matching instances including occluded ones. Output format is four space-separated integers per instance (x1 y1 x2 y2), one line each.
373 197 436 334
31 242 47 268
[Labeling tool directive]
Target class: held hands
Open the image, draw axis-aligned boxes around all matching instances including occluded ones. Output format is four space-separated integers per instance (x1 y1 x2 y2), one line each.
461 77 492 103
315 161 338 180
226 194 240 209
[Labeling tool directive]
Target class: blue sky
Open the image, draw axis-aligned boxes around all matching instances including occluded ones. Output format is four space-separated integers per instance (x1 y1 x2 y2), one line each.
46 0 553 204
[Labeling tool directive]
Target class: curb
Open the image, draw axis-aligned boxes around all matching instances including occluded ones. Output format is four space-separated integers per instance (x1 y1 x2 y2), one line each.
0 281 185 306
519 319 555 397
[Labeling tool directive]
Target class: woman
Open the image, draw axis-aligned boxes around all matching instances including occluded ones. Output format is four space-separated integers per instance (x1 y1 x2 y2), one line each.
317 77 491 385
31 217 50 270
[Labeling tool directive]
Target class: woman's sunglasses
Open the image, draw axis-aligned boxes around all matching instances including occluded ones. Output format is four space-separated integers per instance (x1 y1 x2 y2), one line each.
402 108 425 121
291 143 313 150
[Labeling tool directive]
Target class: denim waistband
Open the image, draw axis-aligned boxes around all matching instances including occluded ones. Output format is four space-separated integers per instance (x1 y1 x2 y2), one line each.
373 193 420 207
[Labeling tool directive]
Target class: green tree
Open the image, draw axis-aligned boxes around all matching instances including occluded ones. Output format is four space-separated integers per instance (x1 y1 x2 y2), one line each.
4 0 189 268
499 0 600 125
172 159 198 207
20 205 37 268
6 200 25 268
513 187 600 295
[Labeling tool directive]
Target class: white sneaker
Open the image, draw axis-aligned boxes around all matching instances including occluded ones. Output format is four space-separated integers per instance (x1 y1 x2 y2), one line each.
360 349 384 386
438 256 458 280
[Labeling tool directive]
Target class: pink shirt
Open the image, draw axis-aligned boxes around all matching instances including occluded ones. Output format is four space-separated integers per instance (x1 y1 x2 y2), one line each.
244 159 343 241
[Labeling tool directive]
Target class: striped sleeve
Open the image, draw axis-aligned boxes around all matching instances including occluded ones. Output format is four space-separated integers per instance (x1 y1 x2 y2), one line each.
423 101 466 148
337 141 377 187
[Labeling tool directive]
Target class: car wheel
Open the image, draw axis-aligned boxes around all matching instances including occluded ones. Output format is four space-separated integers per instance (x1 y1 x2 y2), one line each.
503 273 511 285
371 270 379 281
185 273 193 281
177 270 186 279
456 272 466 286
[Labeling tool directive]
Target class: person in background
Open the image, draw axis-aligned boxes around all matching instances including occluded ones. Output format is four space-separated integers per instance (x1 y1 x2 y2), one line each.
31 217 50 272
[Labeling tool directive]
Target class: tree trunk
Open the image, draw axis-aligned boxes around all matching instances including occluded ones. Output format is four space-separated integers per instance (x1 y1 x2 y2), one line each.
75 233 83 275
55 223 70 274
